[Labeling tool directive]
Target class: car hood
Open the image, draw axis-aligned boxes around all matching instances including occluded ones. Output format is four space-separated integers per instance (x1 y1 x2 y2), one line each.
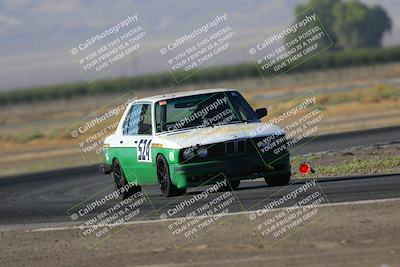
156 122 285 149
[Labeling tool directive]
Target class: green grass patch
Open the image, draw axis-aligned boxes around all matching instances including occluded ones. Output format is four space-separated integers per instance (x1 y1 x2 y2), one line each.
316 156 400 176
292 154 400 178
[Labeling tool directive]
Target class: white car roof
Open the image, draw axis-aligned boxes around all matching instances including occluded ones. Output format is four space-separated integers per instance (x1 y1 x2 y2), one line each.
136 88 236 103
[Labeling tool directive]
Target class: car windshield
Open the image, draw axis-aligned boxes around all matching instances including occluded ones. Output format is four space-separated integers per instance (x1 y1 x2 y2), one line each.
155 91 259 133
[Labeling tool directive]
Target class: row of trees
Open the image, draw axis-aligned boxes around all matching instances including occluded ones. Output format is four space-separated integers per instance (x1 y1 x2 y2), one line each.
288 0 392 50
2 45 400 105
0 0 394 105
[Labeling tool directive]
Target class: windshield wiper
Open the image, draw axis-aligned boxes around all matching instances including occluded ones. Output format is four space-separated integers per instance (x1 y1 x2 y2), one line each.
226 120 243 125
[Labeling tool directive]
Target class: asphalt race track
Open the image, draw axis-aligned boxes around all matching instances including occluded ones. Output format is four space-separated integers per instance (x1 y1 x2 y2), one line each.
1 126 399 227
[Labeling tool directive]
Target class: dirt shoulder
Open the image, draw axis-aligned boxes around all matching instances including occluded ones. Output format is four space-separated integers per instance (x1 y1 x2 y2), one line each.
1 199 399 267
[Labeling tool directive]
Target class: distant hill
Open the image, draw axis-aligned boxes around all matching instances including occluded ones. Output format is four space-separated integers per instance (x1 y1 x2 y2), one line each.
0 0 398 91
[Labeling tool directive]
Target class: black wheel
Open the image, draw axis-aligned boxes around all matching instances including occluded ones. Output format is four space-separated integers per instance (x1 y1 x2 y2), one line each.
218 179 240 191
264 173 291 186
112 159 141 200
157 155 186 197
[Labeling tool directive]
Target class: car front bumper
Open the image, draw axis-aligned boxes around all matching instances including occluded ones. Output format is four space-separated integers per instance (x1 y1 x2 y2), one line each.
171 153 291 188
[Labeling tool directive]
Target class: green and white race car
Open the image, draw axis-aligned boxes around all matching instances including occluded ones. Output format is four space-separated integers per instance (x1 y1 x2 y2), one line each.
100 89 291 198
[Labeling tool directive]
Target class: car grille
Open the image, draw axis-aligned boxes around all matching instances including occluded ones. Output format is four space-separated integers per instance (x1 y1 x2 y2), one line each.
180 135 287 163
225 139 246 155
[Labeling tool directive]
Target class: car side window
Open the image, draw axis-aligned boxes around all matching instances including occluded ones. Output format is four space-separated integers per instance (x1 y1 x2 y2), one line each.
138 104 152 135
123 103 152 135
123 104 141 135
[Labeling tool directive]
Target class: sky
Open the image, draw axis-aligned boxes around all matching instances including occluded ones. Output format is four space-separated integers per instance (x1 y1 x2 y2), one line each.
0 0 398 91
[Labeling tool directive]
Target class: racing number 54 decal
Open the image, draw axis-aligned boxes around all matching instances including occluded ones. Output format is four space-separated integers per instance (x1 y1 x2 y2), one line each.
137 139 152 162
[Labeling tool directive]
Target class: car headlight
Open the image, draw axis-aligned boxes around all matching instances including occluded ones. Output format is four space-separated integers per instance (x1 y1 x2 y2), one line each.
183 148 195 160
197 147 208 158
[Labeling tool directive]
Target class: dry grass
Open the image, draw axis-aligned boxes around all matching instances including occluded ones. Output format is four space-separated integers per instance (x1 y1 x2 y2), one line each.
0 62 399 176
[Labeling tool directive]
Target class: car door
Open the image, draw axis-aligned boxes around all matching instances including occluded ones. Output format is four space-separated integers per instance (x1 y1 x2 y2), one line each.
119 102 154 184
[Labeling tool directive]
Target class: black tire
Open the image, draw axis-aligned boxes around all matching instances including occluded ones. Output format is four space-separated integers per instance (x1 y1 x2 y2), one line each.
218 179 240 191
264 173 291 186
157 155 186 197
112 159 141 200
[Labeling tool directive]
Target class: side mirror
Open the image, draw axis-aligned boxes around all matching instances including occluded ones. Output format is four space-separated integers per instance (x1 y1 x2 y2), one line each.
255 108 268 119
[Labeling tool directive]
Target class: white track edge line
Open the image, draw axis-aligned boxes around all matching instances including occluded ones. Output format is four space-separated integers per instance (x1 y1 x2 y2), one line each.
27 197 400 232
